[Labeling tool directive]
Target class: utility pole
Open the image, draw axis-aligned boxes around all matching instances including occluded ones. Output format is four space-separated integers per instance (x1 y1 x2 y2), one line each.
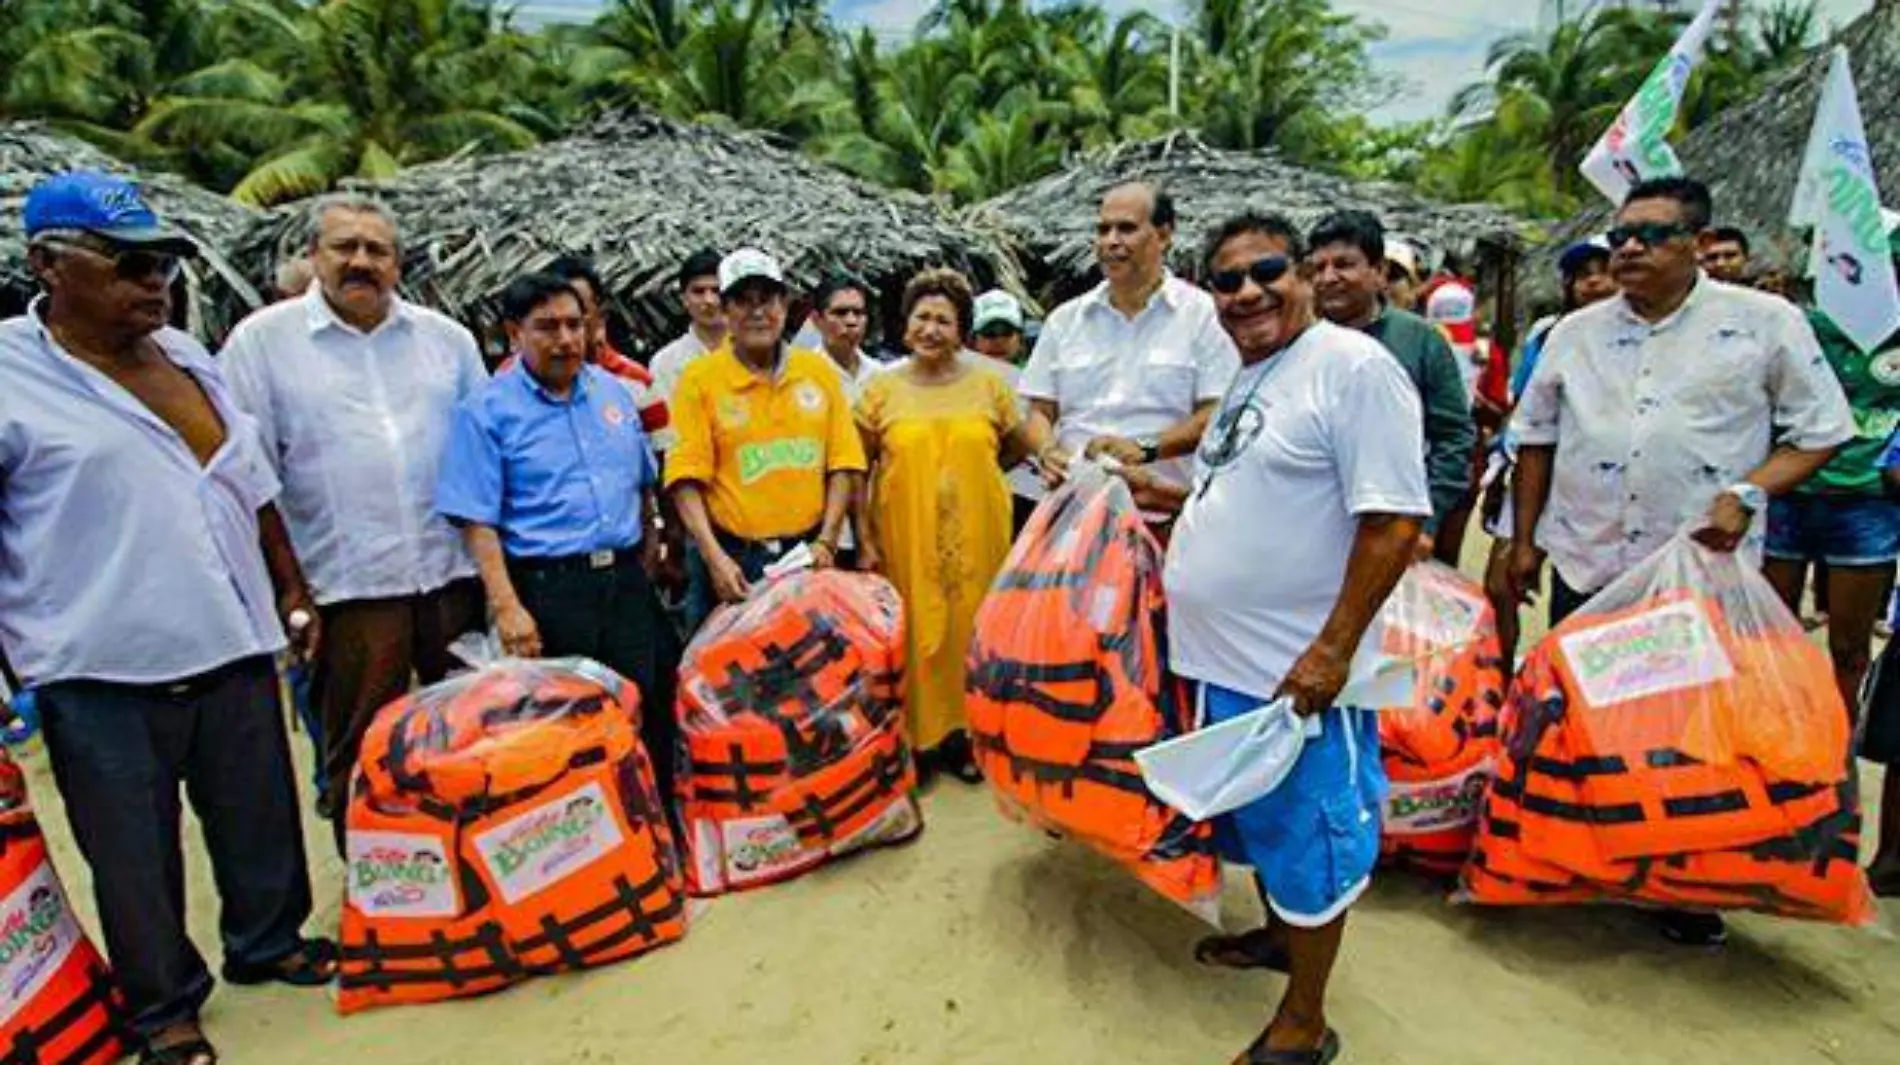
1169 26 1181 121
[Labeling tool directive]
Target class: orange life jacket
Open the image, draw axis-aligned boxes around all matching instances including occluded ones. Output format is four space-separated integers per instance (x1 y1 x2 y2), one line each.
339 660 686 1014
1376 563 1506 878
1462 593 1875 924
676 571 922 895
0 753 128 1065
966 477 1220 918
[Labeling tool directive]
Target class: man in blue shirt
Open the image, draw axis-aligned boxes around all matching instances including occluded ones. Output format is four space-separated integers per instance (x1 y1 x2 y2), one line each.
436 272 679 801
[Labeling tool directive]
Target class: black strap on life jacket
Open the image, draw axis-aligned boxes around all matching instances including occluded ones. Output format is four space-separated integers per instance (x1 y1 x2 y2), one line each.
695 616 900 774
340 866 682 995
782 740 914 846
1 956 127 1065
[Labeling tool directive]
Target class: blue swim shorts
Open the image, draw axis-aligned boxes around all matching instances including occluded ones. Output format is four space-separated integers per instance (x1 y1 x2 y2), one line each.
1195 680 1388 928
1765 493 1900 568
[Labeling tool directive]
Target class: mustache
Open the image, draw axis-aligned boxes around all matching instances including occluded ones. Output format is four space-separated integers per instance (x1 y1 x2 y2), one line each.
341 270 382 287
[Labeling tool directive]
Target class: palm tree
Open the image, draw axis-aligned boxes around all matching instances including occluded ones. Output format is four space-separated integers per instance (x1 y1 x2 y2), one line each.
937 88 1064 201
1185 0 1390 155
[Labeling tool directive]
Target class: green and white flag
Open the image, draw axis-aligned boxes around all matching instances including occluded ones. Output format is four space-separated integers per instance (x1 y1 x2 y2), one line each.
1791 47 1898 354
1578 0 1721 205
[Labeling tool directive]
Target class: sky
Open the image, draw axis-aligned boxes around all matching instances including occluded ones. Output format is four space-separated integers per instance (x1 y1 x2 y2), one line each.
517 0 1877 125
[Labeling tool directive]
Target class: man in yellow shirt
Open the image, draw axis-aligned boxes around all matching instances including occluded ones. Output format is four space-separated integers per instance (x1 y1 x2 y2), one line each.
666 248 866 628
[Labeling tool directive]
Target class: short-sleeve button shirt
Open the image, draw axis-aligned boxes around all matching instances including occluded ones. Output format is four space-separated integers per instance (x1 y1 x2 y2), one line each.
1515 278 1855 592
1017 275 1240 489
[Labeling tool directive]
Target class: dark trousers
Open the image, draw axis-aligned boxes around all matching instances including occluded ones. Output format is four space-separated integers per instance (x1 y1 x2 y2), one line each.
683 528 813 634
36 656 314 1038
1548 571 1596 628
511 557 683 805
311 579 484 848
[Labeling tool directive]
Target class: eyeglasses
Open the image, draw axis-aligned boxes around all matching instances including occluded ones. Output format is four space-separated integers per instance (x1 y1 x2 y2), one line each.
44 239 184 284
1209 255 1291 295
1606 222 1693 250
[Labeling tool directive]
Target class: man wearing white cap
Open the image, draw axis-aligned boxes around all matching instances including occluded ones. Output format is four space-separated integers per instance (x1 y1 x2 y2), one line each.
1383 238 1423 313
971 289 1042 531
665 248 867 628
1018 182 1240 518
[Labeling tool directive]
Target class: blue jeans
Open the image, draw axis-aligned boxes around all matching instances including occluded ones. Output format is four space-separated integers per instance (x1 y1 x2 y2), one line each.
684 529 813 633
286 661 325 796
1766 494 1900 567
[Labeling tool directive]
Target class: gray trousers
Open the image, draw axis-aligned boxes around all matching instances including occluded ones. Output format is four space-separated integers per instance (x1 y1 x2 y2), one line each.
36 655 315 1037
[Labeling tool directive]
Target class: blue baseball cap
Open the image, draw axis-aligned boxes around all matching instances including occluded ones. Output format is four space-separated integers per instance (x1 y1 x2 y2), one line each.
1558 235 1611 276
23 171 197 255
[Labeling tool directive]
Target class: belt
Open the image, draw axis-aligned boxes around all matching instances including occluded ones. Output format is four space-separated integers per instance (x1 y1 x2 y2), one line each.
509 545 641 574
712 526 820 557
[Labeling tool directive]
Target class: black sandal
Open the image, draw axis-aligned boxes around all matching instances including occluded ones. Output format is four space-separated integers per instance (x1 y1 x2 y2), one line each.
1193 928 1289 973
221 937 339 987
141 1025 217 1065
1237 1028 1339 1065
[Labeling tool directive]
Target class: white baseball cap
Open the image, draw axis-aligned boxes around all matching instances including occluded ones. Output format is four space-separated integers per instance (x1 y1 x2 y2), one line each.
718 247 786 295
1383 239 1420 280
1426 281 1477 324
972 290 1024 333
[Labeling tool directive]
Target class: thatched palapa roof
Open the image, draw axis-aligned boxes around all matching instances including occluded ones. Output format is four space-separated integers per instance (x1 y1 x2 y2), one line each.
1 122 263 337
971 131 1534 312
1529 0 1900 303
240 111 1020 350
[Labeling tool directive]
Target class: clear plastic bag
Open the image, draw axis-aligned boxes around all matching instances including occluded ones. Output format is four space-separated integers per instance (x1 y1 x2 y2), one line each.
966 471 1222 924
339 658 686 1013
1463 534 1876 925
674 570 921 896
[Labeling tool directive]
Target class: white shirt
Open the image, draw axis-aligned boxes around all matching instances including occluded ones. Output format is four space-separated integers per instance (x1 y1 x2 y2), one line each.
0 305 286 685
1515 277 1854 593
824 348 887 402
1018 275 1240 490
222 288 486 605
650 329 716 404
970 356 1043 502
1166 321 1430 699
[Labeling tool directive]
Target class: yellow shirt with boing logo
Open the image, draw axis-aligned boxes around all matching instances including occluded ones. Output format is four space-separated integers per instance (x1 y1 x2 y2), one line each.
664 344 867 539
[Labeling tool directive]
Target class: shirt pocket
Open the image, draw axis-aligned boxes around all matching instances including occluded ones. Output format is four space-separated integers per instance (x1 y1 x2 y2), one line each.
1141 346 1199 414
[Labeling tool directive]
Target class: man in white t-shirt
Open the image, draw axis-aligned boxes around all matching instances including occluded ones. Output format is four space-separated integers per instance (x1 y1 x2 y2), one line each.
648 248 726 407
1018 182 1239 520
1143 211 1429 1065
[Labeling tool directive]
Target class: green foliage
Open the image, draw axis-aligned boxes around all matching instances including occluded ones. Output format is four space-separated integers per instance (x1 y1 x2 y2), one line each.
1423 1 1825 218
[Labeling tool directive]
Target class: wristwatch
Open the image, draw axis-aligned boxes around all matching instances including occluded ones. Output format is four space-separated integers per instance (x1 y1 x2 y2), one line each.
1723 482 1767 515
1135 435 1161 464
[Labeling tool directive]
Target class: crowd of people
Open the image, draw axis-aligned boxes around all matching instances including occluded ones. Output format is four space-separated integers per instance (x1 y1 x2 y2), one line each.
1 164 1896 1065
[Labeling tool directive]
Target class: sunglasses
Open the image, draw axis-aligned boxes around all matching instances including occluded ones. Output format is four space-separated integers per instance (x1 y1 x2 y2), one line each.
1606 222 1693 250
47 239 184 284
1209 255 1292 295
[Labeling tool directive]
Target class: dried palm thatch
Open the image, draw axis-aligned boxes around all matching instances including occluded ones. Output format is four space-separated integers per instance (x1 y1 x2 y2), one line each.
1 122 263 337
1526 0 1900 307
238 110 1023 350
970 130 1535 334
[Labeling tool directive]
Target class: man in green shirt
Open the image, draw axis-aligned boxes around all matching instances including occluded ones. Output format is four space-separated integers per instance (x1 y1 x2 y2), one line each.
1308 210 1477 557
1763 297 1900 721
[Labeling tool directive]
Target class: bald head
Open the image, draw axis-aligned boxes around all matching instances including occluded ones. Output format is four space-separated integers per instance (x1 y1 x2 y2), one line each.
1096 182 1175 295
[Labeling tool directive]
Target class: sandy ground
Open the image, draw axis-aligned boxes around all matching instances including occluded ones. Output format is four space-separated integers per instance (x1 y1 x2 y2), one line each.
13 536 1900 1064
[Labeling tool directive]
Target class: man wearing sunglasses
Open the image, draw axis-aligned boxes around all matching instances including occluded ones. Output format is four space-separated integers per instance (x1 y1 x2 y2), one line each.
1306 209 1476 561
2 172 335 1065
221 194 489 856
1018 182 1239 519
1164 213 1429 1065
1509 176 1853 947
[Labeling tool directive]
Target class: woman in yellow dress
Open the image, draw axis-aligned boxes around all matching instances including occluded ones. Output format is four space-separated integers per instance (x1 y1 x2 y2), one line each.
855 269 1032 784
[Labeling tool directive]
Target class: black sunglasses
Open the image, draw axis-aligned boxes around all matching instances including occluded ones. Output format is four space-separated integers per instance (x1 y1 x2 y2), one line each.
1209 255 1292 295
1606 221 1694 250
46 238 184 283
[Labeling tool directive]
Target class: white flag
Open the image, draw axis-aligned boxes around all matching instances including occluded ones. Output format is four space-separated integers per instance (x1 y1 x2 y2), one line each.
1578 0 1722 205
1798 47 1899 353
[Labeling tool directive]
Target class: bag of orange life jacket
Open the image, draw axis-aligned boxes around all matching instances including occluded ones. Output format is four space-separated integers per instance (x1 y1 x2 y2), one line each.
0 749 128 1064
675 570 921 896
966 471 1221 922
1462 534 1876 924
1375 562 1506 878
339 658 686 1013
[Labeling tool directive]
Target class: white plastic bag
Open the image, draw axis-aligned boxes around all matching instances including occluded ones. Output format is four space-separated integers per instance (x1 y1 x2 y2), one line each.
1134 696 1313 821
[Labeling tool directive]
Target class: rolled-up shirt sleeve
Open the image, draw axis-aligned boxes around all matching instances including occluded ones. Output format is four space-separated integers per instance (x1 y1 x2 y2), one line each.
663 366 715 488
1513 324 1569 448
1191 308 1241 402
1333 355 1431 517
1017 312 1062 402
435 398 503 527
1768 306 1855 451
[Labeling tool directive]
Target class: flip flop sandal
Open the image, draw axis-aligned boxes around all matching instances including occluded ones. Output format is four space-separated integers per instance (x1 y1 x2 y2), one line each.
222 937 340 987
1238 1028 1340 1065
1193 929 1290 973
141 1037 217 1065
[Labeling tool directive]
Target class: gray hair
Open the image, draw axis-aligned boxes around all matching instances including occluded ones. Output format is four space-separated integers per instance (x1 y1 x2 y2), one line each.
306 192 401 251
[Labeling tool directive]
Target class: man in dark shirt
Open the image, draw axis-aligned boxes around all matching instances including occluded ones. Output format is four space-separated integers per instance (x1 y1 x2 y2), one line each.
1308 210 1476 557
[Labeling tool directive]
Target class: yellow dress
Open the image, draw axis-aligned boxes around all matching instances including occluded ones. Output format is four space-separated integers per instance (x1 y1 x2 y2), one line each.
856 366 1021 751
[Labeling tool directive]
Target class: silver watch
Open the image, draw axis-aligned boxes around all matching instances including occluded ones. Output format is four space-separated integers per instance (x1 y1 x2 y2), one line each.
1724 482 1766 515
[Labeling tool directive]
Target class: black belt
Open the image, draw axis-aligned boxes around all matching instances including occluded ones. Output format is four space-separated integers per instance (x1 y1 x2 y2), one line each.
509 545 641 574
712 525 820 557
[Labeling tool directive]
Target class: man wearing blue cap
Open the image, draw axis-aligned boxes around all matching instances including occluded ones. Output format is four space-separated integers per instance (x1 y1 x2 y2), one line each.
0 172 334 1065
